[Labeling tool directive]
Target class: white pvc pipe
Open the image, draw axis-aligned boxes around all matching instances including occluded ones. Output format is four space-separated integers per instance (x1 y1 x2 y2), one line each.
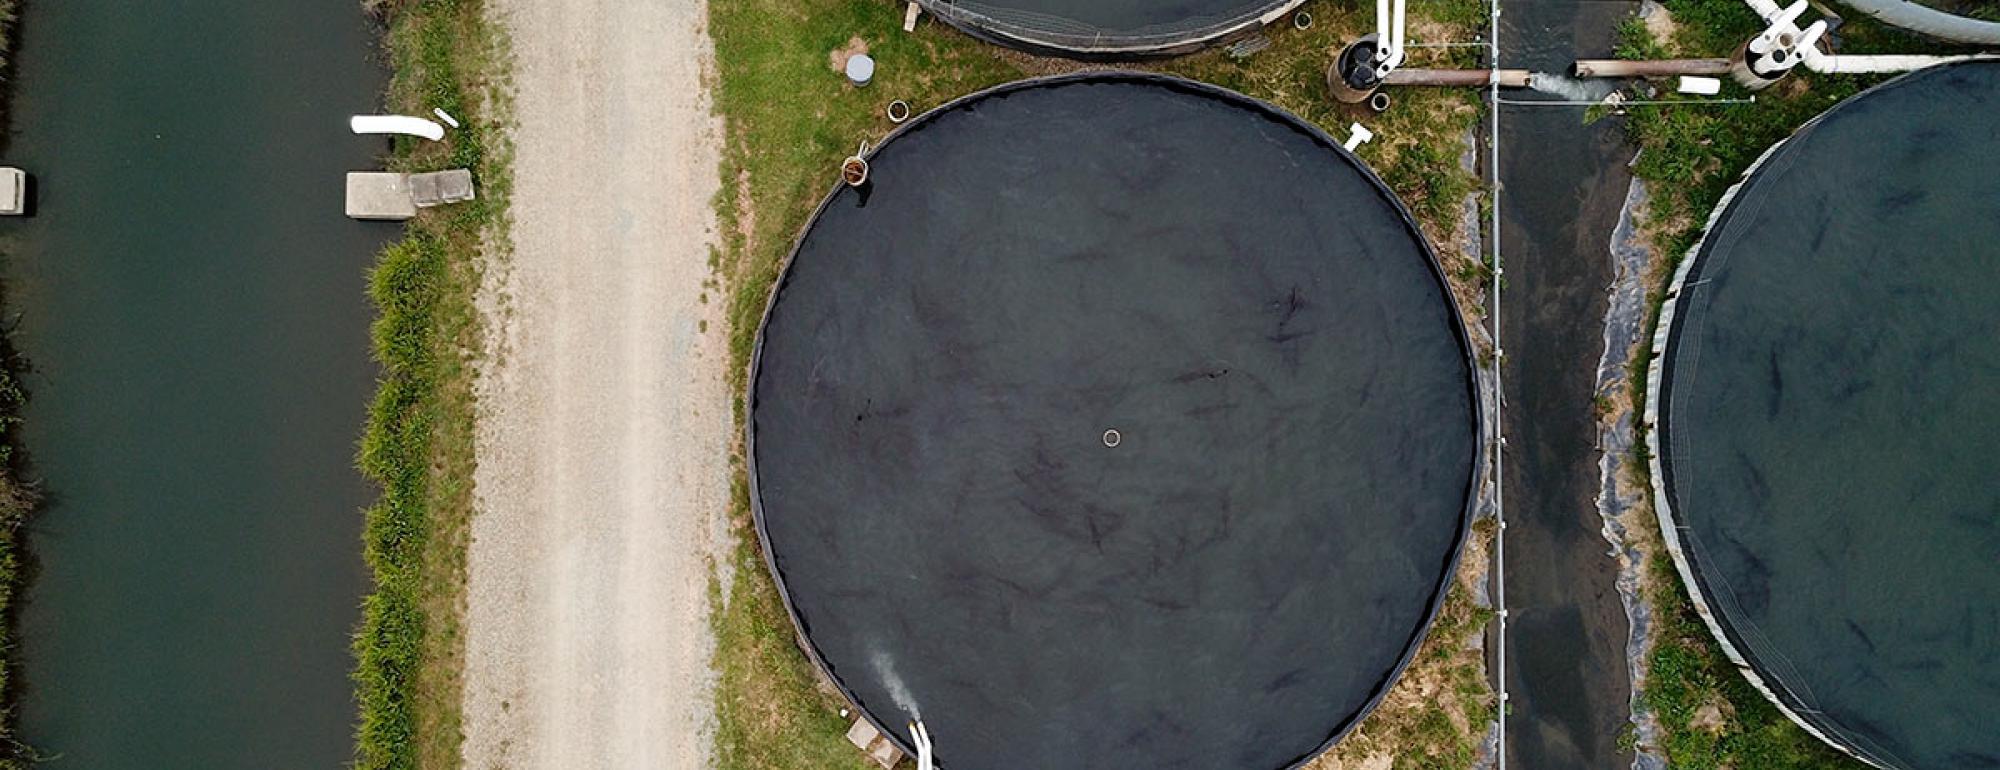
1344 122 1375 151
1739 0 1999 78
349 115 446 141
1374 0 1409 74
1802 49 1996 72
1376 0 1391 60
910 721 934 770
1389 0 1410 70
1376 0 1392 58
1838 0 2000 46
1744 0 1784 22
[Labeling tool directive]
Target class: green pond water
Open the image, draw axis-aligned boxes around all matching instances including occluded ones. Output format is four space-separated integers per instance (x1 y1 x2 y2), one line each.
0 1 393 765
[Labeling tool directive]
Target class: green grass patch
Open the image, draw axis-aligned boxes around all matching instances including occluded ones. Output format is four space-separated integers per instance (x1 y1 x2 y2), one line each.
351 1 507 768
709 1 1493 768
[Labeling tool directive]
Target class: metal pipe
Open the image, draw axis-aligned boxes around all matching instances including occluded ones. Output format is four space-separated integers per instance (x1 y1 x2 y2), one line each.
1485 0 1508 766
1384 68 1532 87
1576 58 1735 77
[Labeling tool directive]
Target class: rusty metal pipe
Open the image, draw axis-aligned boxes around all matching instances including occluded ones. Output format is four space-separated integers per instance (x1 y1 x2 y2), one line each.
1381 68 1532 87
1574 58 1736 77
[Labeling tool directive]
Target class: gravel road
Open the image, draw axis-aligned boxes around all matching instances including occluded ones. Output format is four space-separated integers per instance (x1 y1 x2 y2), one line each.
460 0 731 767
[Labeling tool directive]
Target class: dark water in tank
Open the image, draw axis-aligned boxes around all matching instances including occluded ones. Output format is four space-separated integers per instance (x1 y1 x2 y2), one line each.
1658 62 2000 770
751 77 1480 770
0 1 393 766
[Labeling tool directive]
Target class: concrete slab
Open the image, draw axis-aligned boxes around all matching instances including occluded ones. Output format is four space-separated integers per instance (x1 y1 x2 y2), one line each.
345 172 416 220
844 717 905 768
844 717 881 751
0 167 26 215
411 169 476 207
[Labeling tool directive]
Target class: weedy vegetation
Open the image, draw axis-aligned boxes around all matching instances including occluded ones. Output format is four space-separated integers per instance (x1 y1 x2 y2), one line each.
351 1 507 768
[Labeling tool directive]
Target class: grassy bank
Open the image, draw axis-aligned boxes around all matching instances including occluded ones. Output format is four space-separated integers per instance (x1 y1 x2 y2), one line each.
0 3 38 768
708 1 1494 767
1611 2 1918 766
351 1 506 768
0 317 34 770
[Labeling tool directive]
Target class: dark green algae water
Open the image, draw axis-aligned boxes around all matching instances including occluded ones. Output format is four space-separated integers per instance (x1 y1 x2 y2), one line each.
0 1 393 765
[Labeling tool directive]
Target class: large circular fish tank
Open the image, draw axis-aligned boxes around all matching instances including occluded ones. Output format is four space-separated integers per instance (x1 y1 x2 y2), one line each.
914 0 1305 58
747 73 1483 769
1648 61 2000 770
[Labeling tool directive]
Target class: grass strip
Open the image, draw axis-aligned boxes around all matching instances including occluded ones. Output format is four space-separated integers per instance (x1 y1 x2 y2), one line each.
0 316 36 770
351 1 506 768
709 1 1494 767
0 2 41 766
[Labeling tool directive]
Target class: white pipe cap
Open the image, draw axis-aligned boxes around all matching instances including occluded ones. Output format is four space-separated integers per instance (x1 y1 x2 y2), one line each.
1678 76 1723 95
846 54 876 86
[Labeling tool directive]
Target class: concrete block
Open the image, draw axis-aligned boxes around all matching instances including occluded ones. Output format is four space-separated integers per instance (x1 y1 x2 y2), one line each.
345 172 416 221
410 169 476 207
845 717 881 751
844 717 905 768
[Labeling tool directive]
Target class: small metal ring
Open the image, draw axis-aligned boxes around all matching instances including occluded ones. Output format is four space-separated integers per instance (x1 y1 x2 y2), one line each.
1369 91 1392 113
887 99 911 124
1293 11 1313 30
1102 429 1122 448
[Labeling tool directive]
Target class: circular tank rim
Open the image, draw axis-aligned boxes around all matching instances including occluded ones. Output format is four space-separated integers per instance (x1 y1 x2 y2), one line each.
1643 60 1996 770
913 0 1307 59
744 70 1490 768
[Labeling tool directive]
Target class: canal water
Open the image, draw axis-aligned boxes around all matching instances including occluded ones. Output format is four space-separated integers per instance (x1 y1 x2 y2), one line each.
0 1 392 766
1496 0 1638 767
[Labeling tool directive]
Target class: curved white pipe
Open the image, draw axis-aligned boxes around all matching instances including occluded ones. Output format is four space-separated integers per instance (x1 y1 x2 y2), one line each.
1837 0 2000 45
349 115 446 142
910 721 935 770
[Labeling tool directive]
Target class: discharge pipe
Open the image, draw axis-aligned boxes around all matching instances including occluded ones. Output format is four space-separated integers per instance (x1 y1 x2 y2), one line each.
909 720 935 770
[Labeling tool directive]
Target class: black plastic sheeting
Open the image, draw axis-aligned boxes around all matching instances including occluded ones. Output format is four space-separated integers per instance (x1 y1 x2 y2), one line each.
748 74 1482 770
915 0 1298 57
1657 62 2000 770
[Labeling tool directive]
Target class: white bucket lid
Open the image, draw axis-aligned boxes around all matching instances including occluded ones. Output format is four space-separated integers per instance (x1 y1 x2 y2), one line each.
847 54 876 84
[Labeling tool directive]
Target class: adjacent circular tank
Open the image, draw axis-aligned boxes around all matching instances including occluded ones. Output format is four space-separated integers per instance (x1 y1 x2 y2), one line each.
1648 62 2000 770
914 0 1305 58
747 73 1484 769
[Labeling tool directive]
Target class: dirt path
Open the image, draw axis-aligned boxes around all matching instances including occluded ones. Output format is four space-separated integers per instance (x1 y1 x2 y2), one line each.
460 0 731 767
